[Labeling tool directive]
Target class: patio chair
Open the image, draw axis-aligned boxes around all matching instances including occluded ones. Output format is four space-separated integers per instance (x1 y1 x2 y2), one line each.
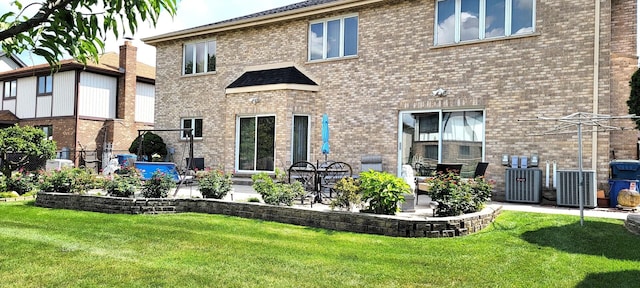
361 155 383 172
473 162 489 178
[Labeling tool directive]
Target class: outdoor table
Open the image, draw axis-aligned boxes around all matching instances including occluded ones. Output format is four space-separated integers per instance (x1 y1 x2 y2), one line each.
288 161 352 205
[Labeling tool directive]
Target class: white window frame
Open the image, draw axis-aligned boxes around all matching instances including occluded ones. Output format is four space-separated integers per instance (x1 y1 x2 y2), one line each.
308 14 359 61
182 39 216 75
434 0 536 45
235 114 277 173
181 118 203 140
291 114 311 163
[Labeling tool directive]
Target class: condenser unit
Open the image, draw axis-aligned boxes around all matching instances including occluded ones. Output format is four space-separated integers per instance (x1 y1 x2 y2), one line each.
556 170 596 208
505 168 542 203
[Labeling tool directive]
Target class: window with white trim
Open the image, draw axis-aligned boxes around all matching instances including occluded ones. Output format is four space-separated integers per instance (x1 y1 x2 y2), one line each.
183 40 216 75
435 0 535 45
181 118 203 139
3 80 16 98
309 15 358 61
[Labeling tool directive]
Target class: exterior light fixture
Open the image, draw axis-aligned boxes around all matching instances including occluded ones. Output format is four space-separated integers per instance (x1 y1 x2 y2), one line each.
432 88 447 97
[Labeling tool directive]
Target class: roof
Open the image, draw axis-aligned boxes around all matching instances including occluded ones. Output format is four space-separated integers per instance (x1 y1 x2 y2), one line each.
0 52 26 68
144 0 383 44
0 110 19 124
227 66 318 88
0 50 155 81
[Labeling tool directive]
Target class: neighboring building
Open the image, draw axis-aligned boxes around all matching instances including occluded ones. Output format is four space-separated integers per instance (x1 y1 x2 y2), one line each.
0 41 155 166
0 52 26 72
144 0 638 199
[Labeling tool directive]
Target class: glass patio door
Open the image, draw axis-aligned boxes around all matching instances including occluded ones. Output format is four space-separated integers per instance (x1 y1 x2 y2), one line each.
238 115 275 172
399 110 484 177
292 115 309 164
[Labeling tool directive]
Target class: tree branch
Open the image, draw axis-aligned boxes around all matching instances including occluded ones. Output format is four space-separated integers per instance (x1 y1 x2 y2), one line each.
0 0 76 42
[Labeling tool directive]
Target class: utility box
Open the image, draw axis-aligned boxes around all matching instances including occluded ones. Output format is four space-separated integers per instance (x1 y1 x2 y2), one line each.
505 168 542 203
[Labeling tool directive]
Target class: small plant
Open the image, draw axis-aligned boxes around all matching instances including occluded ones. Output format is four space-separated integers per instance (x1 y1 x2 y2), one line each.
329 177 362 211
197 168 233 199
141 171 176 198
359 170 410 215
104 174 140 197
0 191 19 198
425 172 493 216
5 171 35 195
247 197 261 203
0 174 7 192
252 170 304 206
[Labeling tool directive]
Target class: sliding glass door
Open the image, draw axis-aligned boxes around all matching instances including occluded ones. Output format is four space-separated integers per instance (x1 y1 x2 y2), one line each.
399 110 484 177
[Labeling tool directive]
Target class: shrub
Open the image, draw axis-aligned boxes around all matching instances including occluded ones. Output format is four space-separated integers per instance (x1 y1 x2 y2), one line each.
359 170 410 215
104 174 139 197
141 171 175 198
5 171 35 195
425 172 493 217
128 132 167 161
0 174 7 192
247 197 261 203
37 168 96 194
197 169 233 199
252 170 304 206
329 177 362 211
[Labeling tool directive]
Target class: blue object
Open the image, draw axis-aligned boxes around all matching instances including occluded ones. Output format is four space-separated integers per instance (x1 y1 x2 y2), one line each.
609 160 640 180
134 162 180 182
321 114 330 156
117 154 137 167
608 179 640 207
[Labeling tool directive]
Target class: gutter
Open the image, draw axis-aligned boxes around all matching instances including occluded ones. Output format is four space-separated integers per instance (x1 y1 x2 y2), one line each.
143 0 384 44
592 0 600 168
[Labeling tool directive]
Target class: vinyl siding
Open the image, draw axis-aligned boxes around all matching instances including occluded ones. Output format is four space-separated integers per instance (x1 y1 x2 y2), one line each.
135 82 155 123
78 72 116 119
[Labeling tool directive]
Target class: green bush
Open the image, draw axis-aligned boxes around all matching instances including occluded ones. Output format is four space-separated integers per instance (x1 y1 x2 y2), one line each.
359 170 410 215
252 170 304 206
6 171 35 195
128 132 167 161
329 177 362 211
197 169 233 199
104 174 139 197
141 171 175 198
425 172 493 217
37 167 96 194
0 174 7 192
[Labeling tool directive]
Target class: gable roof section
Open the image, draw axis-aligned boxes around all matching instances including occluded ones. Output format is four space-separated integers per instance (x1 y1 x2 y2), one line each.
0 52 26 68
0 110 19 124
143 0 384 44
0 52 155 81
226 64 319 94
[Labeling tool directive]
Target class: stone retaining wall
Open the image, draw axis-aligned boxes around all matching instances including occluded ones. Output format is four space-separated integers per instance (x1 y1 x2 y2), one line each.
626 214 640 235
35 192 501 238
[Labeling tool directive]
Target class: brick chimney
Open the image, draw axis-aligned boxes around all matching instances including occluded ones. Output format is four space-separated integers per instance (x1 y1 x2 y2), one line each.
117 41 137 121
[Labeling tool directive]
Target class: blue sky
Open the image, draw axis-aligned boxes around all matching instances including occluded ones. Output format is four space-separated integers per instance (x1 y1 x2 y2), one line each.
1 0 301 66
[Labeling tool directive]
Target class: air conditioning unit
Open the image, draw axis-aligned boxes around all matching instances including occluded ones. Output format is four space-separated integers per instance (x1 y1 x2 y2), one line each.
556 170 596 208
505 168 542 203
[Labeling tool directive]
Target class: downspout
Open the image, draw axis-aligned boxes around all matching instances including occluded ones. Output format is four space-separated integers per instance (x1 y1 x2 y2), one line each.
591 0 600 169
74 69 81 166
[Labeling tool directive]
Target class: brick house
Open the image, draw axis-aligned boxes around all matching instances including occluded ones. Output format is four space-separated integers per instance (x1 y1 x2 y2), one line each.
0 41 155 167
144 0 638 199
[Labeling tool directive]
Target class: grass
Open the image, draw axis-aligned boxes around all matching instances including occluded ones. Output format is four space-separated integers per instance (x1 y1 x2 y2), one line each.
1 201 639 287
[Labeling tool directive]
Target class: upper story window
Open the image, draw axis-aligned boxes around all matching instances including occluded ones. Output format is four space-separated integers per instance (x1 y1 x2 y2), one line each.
309 15 358 61
183 40 216 75
435 0 535 45
37 75 53 95
181 118 203 140
3 80 16 98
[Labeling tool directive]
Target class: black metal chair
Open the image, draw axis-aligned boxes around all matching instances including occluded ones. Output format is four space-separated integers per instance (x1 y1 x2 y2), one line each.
288 161 317 205
473 162 489 178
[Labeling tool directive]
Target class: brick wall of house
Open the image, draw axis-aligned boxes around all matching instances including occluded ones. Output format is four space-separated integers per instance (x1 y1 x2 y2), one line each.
20 117 77 159
153 0 636 194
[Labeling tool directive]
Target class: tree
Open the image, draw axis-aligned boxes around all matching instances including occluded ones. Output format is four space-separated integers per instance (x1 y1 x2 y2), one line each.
0 124 56 176
0 0 177 67
628 68 640 129
128 132 167 161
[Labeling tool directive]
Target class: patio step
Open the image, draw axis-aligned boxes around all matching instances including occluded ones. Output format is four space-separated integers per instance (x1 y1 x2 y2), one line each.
141 206 176 214
232 176 253 186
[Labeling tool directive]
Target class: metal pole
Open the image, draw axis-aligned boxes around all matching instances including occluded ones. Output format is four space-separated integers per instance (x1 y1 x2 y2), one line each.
578 122 584 226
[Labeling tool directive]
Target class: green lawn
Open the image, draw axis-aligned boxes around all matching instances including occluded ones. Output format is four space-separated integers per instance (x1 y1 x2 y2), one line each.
1 201 639 288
